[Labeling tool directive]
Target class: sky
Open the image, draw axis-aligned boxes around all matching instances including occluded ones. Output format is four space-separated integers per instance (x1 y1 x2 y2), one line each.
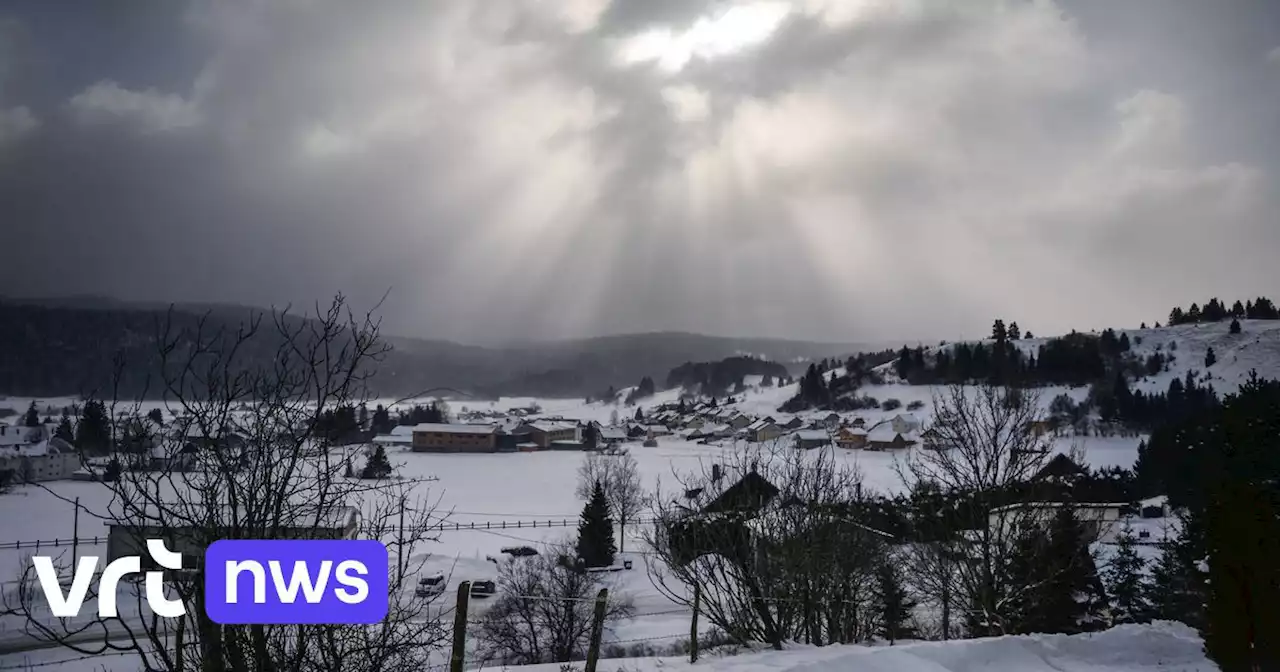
1 0 1278 345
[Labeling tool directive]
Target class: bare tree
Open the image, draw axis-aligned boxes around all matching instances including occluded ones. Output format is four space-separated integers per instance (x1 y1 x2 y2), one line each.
575 452 647 553
4 295 450 672
645 442 887 649
896 384 1064 636
475 545 634 665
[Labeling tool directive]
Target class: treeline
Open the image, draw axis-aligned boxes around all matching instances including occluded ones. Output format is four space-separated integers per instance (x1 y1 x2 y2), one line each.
894 324 1131 388
1166 296 1278 325
665 356 788 397
779 350 895 412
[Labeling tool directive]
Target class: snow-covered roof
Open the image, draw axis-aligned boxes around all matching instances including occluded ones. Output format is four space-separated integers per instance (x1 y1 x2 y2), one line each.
390 425 414 436
412 423 500 435
866 427 905 443
373 434 412 444
794 430 830 441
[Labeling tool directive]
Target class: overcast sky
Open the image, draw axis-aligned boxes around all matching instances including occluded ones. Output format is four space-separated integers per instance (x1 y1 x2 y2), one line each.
1 1 1278 344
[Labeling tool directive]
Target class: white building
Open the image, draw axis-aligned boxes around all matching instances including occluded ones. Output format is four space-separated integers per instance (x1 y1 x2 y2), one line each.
987 501 1129 543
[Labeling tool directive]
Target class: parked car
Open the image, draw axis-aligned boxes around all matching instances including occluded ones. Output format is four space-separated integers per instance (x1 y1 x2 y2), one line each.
415 573 446 598
469 580 497 599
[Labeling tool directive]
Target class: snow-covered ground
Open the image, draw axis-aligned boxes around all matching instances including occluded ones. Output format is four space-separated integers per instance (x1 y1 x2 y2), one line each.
0 621 1216 672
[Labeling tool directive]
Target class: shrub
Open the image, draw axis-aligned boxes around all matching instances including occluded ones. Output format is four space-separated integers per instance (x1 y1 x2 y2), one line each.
881 398 903 411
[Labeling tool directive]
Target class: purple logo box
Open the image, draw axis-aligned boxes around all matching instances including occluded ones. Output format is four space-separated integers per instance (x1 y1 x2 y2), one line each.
204 539 389 625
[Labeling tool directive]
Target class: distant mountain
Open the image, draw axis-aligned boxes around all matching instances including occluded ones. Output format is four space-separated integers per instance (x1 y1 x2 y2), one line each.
0 297 880 399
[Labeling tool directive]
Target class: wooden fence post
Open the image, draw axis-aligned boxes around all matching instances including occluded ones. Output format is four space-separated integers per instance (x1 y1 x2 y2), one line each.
450 581 471 672
690 584 701 663
585 588 608 672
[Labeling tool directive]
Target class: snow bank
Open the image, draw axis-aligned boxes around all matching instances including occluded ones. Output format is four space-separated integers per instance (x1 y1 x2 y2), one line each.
507 622 1213 672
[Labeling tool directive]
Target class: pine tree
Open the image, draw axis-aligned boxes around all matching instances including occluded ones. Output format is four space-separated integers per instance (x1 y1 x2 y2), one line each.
1205 347 1217 368
576 481 616 568
583 424 599 452
1202 483 1280 672
361 445 393 479
1118 332 1131 351
875 559 919 644
1105 522 1150 624
1025 331 1034 339
1146 518 1206 629
1008 322 1021 341
146 408 164 426
371 404 394 434
991 319 1007 343
1229 318 1242 335
75 400 112 455
634 407 644 422
22 402 39 428
1169 306 1186 325
54 416 74 443
1140 322 1148 330
1187 303 1202 322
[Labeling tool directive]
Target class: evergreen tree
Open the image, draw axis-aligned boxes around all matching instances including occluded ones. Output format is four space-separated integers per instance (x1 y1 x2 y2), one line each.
358 403 369 430
991 319 1008 343
875 559 919 644
1104 522 1150 624
1169 306 1186 325
361 445 393 479
583 423 599 452
1231 300 1245 318
576 481 617 568
1245 300 1256 319
54 416 74 443
344 457 355 478
1202 482 1280 672
1205 347 1217 368
146 407 164 426
1008 322 1021 341
634 407 644 422
1146 517 1206 629
75 400 112 455
1187 303 1202 322
370 404 394 434
1024 331 1034 339
1229 318 1241 335
1007 509 1107 634
22 402 39 427
1118 332 1131 351
1140 322 1148 330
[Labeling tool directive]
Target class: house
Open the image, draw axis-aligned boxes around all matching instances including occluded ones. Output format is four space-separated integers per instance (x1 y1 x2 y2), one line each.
745 419 783 443
865 427 915 451
372 425 414 448
987 501 1128 543
849 417 867 428
821 413 842 429
645 424 673 438
890 414 921 434
1033 454 1089 483
682 416 706 430
1024 418 1058 437
794 430 832 450
919 427 951 451
726 414 754 431
411 423 503 453
781 417 804 431
598 427 628 446
509 421 579 449
834 427 867 449
0 437 79 483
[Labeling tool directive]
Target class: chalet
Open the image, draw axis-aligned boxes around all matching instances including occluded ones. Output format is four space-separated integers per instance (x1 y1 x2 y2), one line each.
794 430 832 450
821 412 842 429
849 417 867 428
919 427 951 451
598 427 628 446
890 413 921 434
987 501 1128 543
780 417 804 431
865 427 915 451
372 425 414 448
744 419 783 443
412 423 503 453
645 424 673 438
726 414 754 431
834 426 868 450
682 416 707 430
0 437 79 483
1025 418 1058 437
1033 453 1088 483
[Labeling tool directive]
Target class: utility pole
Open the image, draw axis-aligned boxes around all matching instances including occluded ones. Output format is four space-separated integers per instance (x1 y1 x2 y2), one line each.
397 493 405 586
71 497 80 571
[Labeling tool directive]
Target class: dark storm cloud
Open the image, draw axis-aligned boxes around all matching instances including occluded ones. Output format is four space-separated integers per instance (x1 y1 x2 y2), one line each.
1 0 1278 343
